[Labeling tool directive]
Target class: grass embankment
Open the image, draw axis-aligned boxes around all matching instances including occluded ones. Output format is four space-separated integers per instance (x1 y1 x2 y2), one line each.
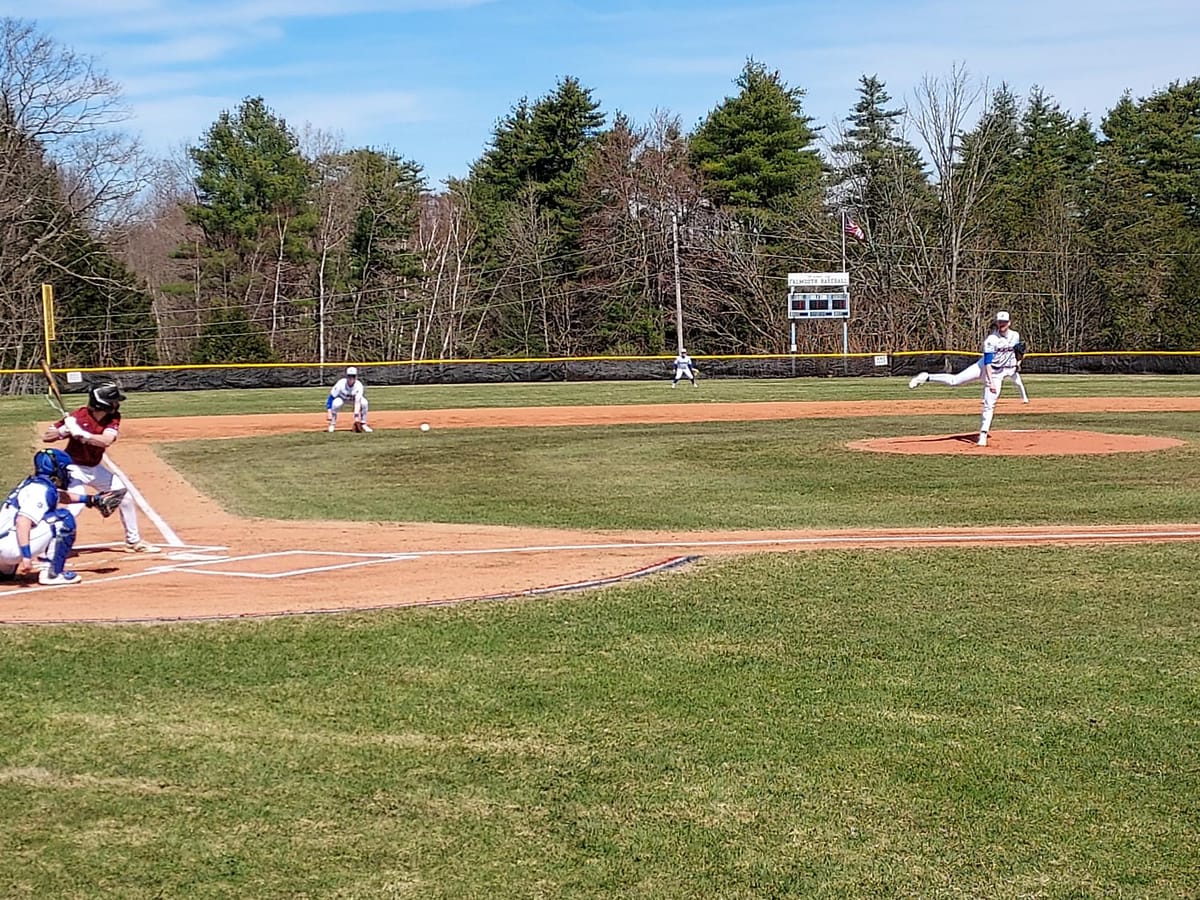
1 547 1197 897
1 376 1197 896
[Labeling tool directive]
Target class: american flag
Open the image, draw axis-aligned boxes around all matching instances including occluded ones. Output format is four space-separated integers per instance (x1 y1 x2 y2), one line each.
844 214 866 243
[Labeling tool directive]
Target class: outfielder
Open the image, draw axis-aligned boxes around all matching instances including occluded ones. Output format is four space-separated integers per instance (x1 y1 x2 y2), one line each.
672 350 698 388
0 450 91 586
908 311 1028 447
327 366 371 432
42 382 158 552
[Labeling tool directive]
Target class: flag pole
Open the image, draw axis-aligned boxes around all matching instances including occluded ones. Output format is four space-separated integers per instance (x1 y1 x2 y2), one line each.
840 210 847 273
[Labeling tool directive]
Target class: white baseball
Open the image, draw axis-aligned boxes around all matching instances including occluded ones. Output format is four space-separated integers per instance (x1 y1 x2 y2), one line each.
419 422 431 432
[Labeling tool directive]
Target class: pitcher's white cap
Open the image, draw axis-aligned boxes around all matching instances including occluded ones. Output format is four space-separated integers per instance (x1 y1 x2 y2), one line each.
995 311 1010 323
346 366 358 375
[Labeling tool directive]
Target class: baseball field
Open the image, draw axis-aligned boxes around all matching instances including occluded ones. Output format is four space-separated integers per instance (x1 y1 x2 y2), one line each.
1 375 1198 897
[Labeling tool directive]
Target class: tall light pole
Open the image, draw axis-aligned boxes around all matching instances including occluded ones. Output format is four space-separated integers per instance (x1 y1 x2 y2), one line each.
672 211 684 353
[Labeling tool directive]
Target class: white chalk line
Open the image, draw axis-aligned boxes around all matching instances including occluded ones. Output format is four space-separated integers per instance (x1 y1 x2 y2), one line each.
74 541 225 553
104 454 183 547
0 549 416 598
182 556 420 580
156 549 418 580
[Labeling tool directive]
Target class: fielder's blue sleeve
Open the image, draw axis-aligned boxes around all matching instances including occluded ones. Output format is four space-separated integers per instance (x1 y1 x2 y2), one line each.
982 351 995 365
326 395 334 410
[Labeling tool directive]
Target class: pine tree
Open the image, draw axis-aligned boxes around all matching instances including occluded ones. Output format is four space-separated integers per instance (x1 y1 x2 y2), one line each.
463 77 606 354
832 75 925 212
690 59 823 225
828 74 932 343
183 97 315 358
1087 81 1200 348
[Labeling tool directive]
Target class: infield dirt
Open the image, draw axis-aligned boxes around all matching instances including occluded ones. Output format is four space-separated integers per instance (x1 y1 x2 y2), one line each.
2 396 1195 624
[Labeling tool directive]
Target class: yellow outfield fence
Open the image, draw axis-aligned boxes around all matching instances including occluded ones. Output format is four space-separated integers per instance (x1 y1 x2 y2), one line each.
3 350 1200 395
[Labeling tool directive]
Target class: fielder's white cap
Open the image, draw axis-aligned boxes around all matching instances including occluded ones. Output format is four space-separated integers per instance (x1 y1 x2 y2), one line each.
346 366 358 376
995 311 1010 323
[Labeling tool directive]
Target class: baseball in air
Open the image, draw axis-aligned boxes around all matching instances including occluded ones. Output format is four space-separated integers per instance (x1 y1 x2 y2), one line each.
419 422 431 432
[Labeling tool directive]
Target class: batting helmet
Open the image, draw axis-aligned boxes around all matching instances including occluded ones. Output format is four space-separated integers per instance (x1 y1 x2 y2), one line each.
88 382 126 409
33 448 72 488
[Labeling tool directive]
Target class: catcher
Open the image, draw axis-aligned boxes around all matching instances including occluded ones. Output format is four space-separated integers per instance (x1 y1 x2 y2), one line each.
0 449 125 586
42 381 158 552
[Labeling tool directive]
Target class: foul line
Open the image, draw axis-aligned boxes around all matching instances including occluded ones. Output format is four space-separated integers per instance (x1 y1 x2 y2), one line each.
104 454 183 547
389 528 1200 557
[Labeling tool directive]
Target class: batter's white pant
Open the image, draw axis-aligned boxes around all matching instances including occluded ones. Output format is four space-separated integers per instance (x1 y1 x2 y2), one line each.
329 396 369 422
64 462 142 544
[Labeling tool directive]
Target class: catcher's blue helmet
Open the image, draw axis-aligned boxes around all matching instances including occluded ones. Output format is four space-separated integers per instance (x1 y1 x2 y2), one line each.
34 448 72 487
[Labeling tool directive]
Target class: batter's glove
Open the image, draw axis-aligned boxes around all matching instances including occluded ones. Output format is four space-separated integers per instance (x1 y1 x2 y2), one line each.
87 488 127 518
1013 340 1027 361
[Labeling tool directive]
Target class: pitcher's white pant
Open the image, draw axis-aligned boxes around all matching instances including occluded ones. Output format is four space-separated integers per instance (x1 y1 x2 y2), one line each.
929 364 1023 433
328 396 368 424
1011 369 1029 402
979 367 1020 435
64 462 142 544
927 363 982 387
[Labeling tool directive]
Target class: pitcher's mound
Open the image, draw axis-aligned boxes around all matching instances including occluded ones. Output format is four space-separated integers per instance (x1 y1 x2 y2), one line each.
850 429 1185 456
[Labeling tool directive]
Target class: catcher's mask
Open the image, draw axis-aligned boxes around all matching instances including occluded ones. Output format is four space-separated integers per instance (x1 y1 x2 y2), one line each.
88 382 126 410
34 448 72 488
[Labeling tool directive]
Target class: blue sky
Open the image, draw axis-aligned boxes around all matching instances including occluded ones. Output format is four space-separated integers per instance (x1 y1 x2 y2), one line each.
5 0 1198 186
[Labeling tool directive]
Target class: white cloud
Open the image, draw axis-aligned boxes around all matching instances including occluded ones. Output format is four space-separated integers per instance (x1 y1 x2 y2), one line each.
274 89 431 135
7 0 495 34
127 88 442 156
131 33 253 66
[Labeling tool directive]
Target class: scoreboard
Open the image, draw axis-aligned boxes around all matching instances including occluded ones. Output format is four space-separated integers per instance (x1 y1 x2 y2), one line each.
787 272 850 320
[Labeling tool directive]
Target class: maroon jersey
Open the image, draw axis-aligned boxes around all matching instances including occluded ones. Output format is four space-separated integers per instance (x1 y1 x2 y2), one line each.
55 406 121 467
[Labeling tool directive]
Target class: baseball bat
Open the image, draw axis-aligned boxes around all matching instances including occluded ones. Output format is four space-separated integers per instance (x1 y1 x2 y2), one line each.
40 359 68 417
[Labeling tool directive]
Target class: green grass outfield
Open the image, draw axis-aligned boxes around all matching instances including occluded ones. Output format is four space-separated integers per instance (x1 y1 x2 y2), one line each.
1 376 1198 897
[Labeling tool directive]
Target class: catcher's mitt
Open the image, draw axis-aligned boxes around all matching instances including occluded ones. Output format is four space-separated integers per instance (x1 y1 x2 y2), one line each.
1013 340 1027 361
88 488 127 518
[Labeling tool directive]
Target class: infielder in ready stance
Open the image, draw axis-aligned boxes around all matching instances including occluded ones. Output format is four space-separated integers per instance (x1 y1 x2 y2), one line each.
908 311 1028 447
327 366 372 432
0 450 88 585
42 382 159 552
672 349 698 388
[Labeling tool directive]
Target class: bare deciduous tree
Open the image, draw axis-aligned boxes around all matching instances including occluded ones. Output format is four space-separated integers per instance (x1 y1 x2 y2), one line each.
0 17 150 370
904 64 1008 348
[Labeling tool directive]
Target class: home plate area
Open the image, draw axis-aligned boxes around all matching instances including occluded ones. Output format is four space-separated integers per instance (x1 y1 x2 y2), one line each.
0 528 691 624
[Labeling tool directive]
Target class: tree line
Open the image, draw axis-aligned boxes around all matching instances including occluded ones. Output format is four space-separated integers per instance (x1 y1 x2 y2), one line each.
2 16 1198 371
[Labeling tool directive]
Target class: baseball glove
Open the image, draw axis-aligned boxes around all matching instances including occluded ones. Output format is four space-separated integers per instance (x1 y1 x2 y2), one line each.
352 421 363 433
1013 340 1027 361
88 488 127 518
